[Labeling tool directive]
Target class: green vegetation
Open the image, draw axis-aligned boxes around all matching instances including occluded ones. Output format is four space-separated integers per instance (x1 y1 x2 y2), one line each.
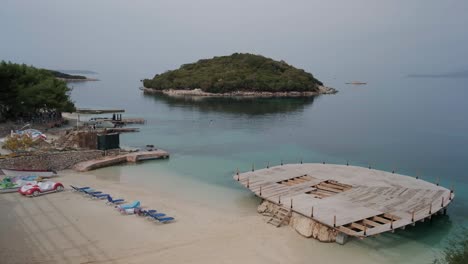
143 53 323 93
48 70 87 80
0 61 75 121
434 229 468 264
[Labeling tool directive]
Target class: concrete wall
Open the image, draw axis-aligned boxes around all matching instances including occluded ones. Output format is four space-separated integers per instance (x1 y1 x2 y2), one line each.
0 150 103 171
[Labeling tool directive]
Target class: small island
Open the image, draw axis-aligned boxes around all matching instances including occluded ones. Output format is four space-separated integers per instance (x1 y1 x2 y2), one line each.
142 53 337 97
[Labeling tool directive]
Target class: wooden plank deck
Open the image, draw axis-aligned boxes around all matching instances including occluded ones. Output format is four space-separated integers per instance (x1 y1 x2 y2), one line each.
234 163 454 238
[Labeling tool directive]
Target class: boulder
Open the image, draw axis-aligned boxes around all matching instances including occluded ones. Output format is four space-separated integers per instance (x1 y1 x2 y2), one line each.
257 200 280 216
290 213 338 242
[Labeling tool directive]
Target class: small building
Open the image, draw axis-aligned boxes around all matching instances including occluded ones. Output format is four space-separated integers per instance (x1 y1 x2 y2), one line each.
97 133 120 150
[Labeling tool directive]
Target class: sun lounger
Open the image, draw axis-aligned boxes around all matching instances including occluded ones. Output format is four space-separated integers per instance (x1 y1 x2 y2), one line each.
91 193 109 199
149 213 166 219
70 185 90 192
106 195 125 205
117 201 140 210
157 217 175 223
147 211 175 223
136 209 157 216
84 189 102 196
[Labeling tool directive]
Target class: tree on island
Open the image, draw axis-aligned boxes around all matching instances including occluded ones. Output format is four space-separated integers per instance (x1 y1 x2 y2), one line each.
0 61 75 121
143 53 324 93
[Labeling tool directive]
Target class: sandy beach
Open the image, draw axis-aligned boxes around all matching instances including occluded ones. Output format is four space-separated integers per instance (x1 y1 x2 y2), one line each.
0 170 439 264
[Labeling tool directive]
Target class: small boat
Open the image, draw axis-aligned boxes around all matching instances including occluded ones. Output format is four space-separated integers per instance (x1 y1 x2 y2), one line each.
0 187 20 193
19 181 64 197
345 81 367 85
1 169 57 177
0 177 22 193
0 175 50 194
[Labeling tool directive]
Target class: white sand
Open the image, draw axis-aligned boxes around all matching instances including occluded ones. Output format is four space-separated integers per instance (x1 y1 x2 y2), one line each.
0 170 436 264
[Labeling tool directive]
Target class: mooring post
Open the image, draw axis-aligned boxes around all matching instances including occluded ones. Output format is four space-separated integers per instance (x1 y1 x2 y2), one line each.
333 215 336 227
311 206 314 218
450 185 454 201
290 198 293 209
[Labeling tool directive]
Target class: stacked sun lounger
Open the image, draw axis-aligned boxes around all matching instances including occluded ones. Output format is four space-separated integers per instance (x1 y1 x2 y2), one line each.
70 185 176 224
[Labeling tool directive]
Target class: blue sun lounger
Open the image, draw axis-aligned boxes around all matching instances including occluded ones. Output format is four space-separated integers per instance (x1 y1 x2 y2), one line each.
70 185 91 192
106 195 125 205
117 201 140 210
83 189 102 196
157 217 175 223
149 213 166 219
147 212 174 223
137 209 157 217
91 193 109 199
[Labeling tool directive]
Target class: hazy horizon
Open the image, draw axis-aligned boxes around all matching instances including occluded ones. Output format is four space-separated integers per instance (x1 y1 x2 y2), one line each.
1 0 467 81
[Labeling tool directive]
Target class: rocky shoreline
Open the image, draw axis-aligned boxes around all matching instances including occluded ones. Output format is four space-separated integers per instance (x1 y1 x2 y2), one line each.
140 85 337 97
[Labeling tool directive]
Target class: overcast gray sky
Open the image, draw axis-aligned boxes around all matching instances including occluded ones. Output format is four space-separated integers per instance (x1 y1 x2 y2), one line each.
1 0 467 78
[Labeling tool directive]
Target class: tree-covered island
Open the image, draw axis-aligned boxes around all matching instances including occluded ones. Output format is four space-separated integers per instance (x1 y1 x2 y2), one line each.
142 53 336 96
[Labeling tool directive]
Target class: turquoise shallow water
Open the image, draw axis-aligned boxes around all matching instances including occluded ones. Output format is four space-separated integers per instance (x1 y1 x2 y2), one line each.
71 71 468 263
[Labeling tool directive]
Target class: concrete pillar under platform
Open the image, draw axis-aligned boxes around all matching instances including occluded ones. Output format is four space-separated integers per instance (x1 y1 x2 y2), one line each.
335 232 349 245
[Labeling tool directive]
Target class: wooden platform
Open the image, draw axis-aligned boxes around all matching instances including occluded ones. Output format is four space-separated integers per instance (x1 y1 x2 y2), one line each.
234 163 454 238
93 118 146 125
73 150 169 172
106 127 140 133
76 108 125 114
113 118 146 125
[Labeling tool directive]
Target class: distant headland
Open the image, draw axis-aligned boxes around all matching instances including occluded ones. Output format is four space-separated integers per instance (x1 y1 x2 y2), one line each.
48 70 98 82
142 53 337 97
407 70 468 79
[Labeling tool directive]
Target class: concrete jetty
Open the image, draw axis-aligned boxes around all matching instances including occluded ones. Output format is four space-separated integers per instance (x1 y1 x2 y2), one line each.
73 150 169 172
235 163 454 243
75 108 125 114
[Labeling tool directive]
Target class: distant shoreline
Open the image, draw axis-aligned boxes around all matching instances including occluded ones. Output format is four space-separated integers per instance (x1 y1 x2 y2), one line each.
57 77 99 82
140 86 337 97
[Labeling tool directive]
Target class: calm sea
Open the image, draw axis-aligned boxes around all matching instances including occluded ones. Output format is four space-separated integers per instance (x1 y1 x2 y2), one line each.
70 70 468 263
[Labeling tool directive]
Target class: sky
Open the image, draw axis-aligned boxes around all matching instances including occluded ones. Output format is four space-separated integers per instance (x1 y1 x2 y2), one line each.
1 0 467 79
